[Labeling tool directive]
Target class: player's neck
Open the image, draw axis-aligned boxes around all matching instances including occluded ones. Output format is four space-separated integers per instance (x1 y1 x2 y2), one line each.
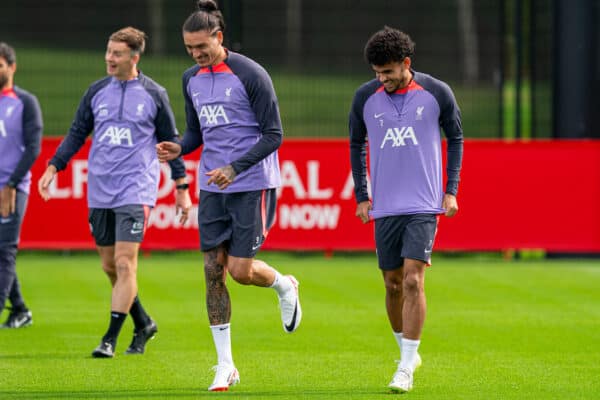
116 70 139 82
1 82 13 92
399 71 413 90
211 47 227 66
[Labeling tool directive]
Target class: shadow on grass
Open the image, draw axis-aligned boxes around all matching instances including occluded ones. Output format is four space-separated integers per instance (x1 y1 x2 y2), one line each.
0 353 79 360
0 388 395 399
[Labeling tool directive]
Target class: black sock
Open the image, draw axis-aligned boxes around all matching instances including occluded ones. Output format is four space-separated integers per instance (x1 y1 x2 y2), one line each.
129 296 151 329
11 303 28 313
102 311 127 345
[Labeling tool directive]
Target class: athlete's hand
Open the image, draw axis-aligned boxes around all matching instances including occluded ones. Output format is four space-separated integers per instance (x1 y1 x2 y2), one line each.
206 165 236 190
38 165 57 202
175 186 192 224
0 186 16 218
443 193 458 217
156 141 182 162
355 200 372 224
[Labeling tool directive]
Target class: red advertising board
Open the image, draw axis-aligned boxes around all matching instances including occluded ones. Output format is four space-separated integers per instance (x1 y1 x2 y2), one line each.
22 138 600 252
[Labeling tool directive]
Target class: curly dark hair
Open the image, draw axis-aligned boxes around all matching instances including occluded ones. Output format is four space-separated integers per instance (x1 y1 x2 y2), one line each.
364 26 415 66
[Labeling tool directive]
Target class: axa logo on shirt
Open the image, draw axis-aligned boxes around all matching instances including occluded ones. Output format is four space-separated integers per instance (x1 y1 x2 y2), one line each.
98 126 133 146
198 104 230 125
0 120 6 138
380 126 419 148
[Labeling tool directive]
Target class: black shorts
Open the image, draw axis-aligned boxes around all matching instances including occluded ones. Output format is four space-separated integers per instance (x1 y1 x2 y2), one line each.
198 189 277 258
0 191 28 246
88 205 150 246
374 213 439 270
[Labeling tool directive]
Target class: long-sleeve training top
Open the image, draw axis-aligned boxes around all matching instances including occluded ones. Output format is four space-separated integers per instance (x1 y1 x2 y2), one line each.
349 70 463 219
0 86 43 194
180 51 282 194
50 73 186 208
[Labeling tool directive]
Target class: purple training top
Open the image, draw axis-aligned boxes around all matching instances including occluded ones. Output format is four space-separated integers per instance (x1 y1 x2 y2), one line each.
50 73 186 208
0 87 43 194
349 70 464 219
180 51 282 193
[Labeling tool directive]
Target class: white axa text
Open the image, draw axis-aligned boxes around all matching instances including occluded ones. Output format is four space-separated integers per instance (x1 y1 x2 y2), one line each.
98 126 133 146
198 104 230 125
380 126 418 148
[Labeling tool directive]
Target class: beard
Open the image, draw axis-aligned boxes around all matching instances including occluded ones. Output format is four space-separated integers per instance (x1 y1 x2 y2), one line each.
0 74 8 89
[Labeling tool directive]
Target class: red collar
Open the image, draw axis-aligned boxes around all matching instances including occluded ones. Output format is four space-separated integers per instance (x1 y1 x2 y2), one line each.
1 87 17 98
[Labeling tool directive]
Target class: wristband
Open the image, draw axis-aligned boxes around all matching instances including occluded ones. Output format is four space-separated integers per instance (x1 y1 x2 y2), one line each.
176 183 189 190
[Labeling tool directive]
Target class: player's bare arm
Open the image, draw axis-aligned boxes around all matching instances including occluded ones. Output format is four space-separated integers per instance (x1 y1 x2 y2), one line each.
442 193 458 217
206 164 237 190
37 165 57 202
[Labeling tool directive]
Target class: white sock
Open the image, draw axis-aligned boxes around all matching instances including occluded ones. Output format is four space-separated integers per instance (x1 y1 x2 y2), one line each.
399 338 420 372
393 331 403 355
269 271 292 296
210 323 234 367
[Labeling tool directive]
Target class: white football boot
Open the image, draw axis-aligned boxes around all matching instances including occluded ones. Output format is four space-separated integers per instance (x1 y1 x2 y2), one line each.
388 365 413 393
208 364 240 392
278 275 302 333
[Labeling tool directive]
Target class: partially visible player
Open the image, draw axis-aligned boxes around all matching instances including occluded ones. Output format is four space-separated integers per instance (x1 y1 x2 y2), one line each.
0 42 42 329
349 26 463 392
38 27 192 357
156 0 301 391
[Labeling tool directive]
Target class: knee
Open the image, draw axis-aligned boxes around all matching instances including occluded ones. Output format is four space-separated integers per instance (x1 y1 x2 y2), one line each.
0 245 17 267
216 251 227 267
384 274 403 296
101 261 116 277
204 252 226 284
402 272 423 296
114 256 135 278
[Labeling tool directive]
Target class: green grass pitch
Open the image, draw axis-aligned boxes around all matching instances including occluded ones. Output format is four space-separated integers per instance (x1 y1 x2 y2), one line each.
1 251 599 399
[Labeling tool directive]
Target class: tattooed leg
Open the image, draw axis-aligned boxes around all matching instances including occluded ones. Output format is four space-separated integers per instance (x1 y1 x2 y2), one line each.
204 247 231 325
